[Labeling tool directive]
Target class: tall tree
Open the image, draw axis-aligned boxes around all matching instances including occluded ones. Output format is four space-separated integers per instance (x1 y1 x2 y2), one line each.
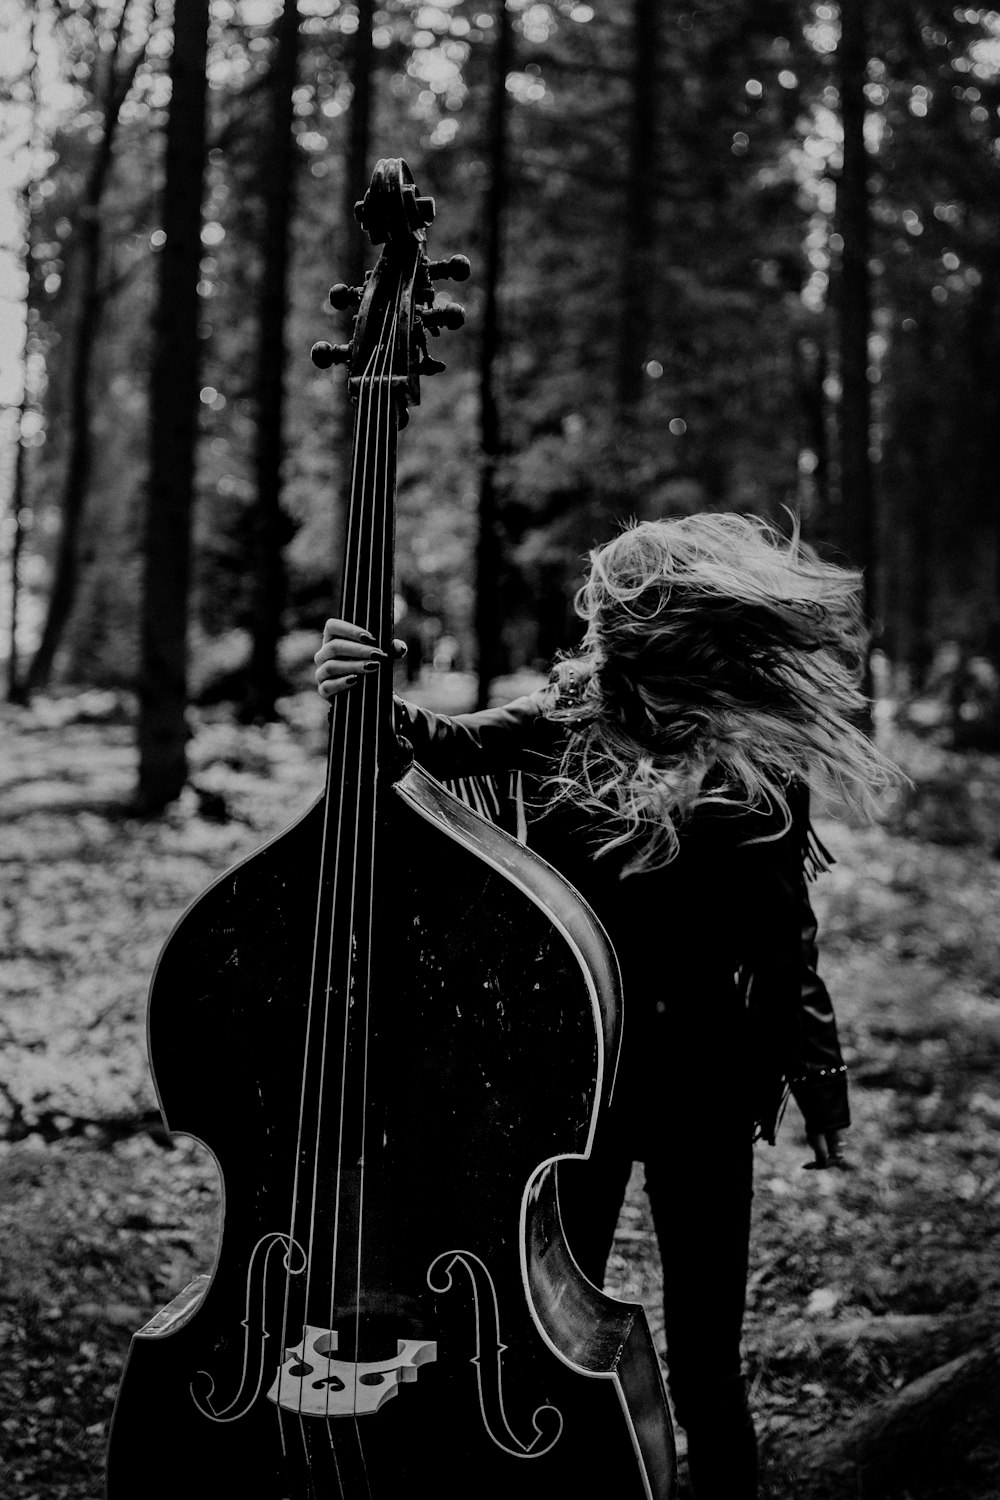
6 408 29 704
474 0 513 709
834 0 875 710
328 0 375 609
615 0 658 423
241 0 302 724
343 0 375 294
5 5 43 706
136 0 210 811
24 0 148 696
871 7 1000 682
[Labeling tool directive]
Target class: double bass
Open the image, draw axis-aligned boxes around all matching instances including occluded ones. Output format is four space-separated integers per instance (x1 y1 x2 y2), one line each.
107 160 676 1499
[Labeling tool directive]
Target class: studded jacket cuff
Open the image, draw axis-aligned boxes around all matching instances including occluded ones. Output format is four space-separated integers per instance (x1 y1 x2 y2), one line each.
788 1064 850 1135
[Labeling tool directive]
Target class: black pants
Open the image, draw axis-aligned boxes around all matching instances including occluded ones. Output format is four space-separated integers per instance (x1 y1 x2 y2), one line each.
558 1109 758 1500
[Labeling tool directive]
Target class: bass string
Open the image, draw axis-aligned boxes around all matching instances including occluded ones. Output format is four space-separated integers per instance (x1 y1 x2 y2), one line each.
311 366 378 1351
275 1409 337 1500
343 306 397 1500
350 304 400 1413
276 299 389 1418
312 319 389 1339
300 350 384 1494
269 269 397 1500
280 328 383 1490
322 301 397 1490
320 297 399 1412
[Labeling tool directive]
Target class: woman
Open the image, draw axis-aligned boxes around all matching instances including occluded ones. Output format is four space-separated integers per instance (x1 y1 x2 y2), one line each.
314 513 891 1500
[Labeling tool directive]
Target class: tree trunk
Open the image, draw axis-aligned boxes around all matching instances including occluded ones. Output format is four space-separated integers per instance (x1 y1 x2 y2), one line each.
6 6 44 707
6 407 30 706
834 0 875 724
794 330 831 543
797 1332 1000 1498
240 0 301 725
615 0 658 423
473 0 513 711
136 0 210 812
327 0 375 613
24 2 144 696
324 0 374 586
343 0 375 295
902 320 937 688
6 126 41 709
966 268 1000 657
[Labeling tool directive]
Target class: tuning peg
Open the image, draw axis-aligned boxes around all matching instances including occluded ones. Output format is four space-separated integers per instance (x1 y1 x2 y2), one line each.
422 303 466 333
311 341 351 369
329 283 362 310
427 256 471 283
419 355 447 376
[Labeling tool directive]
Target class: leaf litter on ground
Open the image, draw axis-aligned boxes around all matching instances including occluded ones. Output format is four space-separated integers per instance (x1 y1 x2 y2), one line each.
2 690 1000 1497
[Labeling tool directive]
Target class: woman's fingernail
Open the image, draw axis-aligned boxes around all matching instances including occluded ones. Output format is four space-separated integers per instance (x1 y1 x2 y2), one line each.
362 661 379 673
360 630 374 642
369 648 388 659
345 673 359 685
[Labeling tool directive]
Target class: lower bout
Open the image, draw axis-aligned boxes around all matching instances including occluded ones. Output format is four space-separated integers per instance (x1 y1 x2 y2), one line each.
108 1339 667 1499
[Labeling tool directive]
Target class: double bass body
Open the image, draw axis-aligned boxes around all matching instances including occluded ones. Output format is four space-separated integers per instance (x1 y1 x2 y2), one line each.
106 159 675 1498
107 767 674 1497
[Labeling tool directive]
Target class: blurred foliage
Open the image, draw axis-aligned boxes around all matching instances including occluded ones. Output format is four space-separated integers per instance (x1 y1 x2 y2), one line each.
3 0 1000 699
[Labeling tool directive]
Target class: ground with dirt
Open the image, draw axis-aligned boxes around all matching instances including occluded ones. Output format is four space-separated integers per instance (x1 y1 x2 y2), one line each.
2 679 999 1499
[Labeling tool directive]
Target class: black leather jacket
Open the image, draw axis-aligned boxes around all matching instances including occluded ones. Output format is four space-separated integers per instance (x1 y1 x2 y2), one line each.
394 690 849 1146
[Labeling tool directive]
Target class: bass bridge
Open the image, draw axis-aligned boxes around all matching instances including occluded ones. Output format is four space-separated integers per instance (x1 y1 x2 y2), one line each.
267 1327 437 1417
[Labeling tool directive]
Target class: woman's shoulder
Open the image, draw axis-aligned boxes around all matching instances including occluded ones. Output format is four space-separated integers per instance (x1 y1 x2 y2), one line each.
689 778 814 853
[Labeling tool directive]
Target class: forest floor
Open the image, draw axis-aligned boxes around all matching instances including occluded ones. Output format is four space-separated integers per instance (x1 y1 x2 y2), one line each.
2 671 1000 1499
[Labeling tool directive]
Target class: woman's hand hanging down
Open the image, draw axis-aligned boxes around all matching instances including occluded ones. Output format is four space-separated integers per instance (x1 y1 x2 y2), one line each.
806 1129 849 1170
314 618 406 699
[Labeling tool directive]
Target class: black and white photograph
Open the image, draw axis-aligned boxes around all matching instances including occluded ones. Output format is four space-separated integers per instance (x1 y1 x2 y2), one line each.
1 2 999 1496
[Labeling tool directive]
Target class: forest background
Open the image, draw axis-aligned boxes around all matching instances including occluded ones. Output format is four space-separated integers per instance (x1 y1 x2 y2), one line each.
2 1 1000 1498
4 0 1000 735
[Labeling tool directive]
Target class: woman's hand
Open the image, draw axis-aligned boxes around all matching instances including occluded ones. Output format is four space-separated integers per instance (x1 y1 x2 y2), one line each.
314 619 404 699
805 1129 849 1170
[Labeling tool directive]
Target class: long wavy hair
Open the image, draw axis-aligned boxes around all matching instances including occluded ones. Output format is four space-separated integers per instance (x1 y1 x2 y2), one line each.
544 512 894 873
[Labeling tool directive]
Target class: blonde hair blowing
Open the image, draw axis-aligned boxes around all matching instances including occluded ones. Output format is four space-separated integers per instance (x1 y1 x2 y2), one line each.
545 512 894 873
